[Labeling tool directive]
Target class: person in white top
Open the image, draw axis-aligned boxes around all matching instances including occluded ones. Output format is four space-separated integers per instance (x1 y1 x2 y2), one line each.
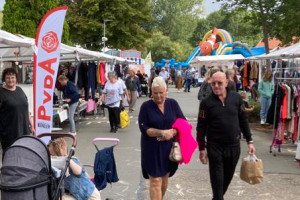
159 68 169 88
102 71 124 133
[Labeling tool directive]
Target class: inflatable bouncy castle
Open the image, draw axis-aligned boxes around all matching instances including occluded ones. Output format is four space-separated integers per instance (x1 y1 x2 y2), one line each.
156 27 265 67
185 27 265 64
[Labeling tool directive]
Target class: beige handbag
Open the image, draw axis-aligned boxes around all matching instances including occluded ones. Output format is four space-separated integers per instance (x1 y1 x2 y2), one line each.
169 141 182 162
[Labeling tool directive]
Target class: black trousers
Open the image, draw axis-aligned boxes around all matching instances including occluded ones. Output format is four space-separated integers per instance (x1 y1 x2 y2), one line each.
207 144 240 200
108 107 119 129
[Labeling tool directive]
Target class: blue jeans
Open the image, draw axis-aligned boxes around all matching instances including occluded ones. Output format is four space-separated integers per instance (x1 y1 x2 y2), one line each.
260 96 271 120
69 101 79 133
185 79 191 92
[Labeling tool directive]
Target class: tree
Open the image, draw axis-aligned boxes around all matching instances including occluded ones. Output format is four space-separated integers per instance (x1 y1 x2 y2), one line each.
216 0 281 54
3 0 70 43
151 0 204 42
143 31 192 62
272 0 300 44
189 18 211 46
62 0 153 51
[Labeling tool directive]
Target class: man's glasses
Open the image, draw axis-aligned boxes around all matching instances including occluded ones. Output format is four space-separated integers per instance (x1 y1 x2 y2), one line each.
211 81 223 86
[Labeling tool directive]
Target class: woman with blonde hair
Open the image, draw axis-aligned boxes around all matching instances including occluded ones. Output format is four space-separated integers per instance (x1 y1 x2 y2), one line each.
225 69 236 92
258 70 274 125
138 76 185 200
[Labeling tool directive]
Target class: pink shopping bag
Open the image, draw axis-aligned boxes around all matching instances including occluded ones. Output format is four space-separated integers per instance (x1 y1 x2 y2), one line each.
86 99 95 113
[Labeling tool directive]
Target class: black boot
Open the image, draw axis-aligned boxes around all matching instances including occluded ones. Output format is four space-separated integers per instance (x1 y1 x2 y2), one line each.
110 127 114 133
113 126 118 133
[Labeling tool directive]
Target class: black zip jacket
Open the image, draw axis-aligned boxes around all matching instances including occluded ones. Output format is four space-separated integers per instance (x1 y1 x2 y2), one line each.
196 89 253 151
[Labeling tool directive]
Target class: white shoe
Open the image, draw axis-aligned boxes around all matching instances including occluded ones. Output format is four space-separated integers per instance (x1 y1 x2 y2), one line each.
260 120 265 125
68 132 77 135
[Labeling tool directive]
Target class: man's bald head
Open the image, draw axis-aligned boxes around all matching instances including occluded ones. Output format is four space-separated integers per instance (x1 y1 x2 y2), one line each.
211 71 226 81
211 71 228 96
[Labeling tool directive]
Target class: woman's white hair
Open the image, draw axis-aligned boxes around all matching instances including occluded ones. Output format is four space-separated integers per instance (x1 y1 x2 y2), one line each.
152 76 167 89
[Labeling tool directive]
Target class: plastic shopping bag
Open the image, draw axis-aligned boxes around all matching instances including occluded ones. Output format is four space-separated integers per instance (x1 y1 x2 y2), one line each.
120 110 130 129
86 99 95 113
240 155 263 185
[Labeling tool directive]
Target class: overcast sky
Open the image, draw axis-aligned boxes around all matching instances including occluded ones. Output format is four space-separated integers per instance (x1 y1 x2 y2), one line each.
203 0 222 15
0 0 4 11
0 0 221 15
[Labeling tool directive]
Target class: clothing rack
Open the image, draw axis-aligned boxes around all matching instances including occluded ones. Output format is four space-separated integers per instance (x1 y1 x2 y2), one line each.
270 75 300 157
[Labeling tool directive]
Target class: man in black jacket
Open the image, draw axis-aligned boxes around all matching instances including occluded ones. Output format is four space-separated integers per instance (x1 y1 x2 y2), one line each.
196 71 255 200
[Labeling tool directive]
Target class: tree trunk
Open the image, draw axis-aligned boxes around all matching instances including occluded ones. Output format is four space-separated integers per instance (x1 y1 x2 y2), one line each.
258 0 270 68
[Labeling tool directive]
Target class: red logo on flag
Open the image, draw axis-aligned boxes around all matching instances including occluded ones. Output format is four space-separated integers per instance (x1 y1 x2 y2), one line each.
41 31 59 53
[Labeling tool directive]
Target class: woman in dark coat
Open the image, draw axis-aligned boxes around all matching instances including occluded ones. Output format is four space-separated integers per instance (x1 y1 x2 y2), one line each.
138 76 185 199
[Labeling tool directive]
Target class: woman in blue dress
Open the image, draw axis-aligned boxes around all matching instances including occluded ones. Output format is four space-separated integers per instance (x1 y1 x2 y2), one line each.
138 76 185 200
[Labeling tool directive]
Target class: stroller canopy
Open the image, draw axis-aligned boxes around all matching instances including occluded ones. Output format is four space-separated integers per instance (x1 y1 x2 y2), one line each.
0 136 52 191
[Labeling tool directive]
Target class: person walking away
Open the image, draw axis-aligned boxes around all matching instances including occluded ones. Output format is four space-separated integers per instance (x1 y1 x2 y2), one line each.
225 69 236 92
258 70 274 125
197 71 255 200
0 68 35 155
102 72 124 133
159 67 169 88
184 66 193 92
171 66 176 85
138 76 185 200
125 70 140 112
175 66 183 92
200 65 207 76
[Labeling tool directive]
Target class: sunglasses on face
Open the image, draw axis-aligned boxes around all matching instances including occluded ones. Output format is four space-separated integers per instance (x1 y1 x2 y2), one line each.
211 81 224 86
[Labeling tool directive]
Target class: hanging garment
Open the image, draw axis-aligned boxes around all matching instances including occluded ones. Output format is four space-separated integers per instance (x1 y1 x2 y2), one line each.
266 84 285 127
86 62 97 100
94 146 119 190
99 62 107 85
250 62 259 80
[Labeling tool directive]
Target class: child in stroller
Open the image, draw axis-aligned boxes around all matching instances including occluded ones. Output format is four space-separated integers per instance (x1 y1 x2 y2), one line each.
48 138 101 200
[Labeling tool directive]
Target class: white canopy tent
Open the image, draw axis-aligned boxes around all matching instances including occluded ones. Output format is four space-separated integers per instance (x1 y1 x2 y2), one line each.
190 54 245 70
0 29 130 63
195 54 245 62
250 42 300 60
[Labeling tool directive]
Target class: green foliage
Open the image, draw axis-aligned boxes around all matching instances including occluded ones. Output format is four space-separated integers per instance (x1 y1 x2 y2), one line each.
2 0 70 43
63 0 153 51
272 0 300 44
189 18 211 46
151 0 203 42
144 31 192 62
0 12 3 29
216 0 281 53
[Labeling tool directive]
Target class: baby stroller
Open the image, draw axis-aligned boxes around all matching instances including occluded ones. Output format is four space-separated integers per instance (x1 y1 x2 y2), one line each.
83 138 120 192
140 79 148 97
0 133 77 200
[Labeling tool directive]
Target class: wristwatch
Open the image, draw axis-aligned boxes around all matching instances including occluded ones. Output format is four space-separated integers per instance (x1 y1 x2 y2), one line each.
247 141 254 144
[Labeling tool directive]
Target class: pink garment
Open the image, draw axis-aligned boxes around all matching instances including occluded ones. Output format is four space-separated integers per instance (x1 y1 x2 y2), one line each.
172 118 198 165
99 62 107 85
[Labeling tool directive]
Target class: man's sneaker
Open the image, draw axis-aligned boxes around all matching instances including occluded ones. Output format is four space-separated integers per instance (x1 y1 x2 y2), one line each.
260 119 265 125
68 132 77 135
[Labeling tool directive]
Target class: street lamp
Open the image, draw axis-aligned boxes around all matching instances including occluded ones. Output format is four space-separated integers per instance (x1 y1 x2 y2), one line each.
102 19 112 52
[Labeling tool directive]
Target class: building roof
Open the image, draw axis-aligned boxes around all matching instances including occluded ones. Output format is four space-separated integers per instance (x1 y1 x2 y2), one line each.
256 38 282 50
